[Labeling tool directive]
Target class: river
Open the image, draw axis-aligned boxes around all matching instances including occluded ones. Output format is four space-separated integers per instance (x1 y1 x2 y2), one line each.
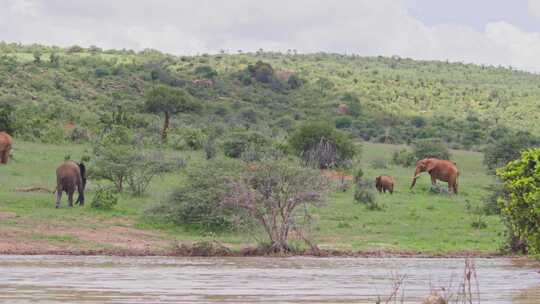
0 255 538 303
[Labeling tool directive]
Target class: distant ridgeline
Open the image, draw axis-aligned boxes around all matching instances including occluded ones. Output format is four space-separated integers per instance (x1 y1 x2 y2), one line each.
0 42 539 150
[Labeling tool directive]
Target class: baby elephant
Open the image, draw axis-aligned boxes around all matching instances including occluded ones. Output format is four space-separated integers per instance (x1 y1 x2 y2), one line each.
375 175 395 194
55 161 86 208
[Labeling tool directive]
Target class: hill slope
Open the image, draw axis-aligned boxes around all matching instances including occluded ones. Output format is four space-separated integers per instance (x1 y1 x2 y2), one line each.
1 43 539 149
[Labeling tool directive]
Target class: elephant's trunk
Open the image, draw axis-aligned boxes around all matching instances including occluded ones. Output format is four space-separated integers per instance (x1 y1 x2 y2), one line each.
410 171 421 189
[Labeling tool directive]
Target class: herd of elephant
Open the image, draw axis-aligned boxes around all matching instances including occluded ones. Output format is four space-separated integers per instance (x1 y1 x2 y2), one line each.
375 157 459 194
0 131 460 209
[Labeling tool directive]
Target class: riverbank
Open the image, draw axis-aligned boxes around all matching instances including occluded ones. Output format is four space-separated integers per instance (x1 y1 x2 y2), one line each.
1 142 505 257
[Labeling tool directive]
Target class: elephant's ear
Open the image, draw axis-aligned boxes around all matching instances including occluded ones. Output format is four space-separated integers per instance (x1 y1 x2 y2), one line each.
426 160 437 172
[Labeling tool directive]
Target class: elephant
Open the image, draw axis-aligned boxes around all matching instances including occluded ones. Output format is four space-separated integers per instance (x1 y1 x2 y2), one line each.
375 175 395 194
410 158 459 194
0 131 12 164
55 161 86 208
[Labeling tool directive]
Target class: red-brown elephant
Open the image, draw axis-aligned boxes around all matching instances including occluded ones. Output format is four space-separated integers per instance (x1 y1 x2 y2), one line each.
0 131 12 164
410 158 459 194
375 175 395 194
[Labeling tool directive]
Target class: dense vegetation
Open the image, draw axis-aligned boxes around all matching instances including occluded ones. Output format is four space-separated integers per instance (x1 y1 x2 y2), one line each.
2 42 540 151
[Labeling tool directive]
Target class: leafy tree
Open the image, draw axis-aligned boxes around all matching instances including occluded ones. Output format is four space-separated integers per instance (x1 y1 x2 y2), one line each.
289 122 356 169
497 148 540 254
144 85 201 142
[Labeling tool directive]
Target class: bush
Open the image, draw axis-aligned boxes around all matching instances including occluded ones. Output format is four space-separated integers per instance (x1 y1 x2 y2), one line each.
335 116 352 129
247 61 275 83
151 158 243 232
413 138 450 160
204 138 217 160
354 188 382 210
482 182 504 215
194 65 217 79
483 132 538 172
125 151 185 196
223 131 270 158
370 159 389 169
497 148 540 254
353 175 382 210
289 121 356 169
392 148 415 167
91 186 118 210
171 128 207 150
222 159 329 252
91 138 184 195
0 101 15 133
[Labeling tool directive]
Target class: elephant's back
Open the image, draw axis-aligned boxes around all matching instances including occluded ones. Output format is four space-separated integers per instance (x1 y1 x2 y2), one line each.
0 132 12 147
56 161 81 178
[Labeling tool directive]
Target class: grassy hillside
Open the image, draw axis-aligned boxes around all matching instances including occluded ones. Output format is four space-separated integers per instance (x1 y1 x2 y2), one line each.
0 141 503 254
1 43 540 151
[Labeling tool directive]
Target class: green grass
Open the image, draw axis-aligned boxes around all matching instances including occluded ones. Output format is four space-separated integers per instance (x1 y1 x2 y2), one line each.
0 141 504 254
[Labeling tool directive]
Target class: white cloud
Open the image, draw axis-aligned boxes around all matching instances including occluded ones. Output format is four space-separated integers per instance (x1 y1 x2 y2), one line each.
529 0 540 19
1 0 540 71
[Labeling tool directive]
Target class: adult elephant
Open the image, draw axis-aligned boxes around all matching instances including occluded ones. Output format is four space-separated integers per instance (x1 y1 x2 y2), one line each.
410 158 459 194
56 161 86 208
375 175 395 194
0 131 12 164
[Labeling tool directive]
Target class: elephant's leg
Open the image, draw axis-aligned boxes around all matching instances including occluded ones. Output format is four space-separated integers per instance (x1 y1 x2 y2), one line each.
452 180 458 194
430 175 437 185
55 190 63 209
67 190 74 207
0 150 6 164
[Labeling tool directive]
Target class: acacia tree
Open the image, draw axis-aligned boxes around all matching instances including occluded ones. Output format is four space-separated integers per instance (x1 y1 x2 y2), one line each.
144 85 201 142
222 160 329 253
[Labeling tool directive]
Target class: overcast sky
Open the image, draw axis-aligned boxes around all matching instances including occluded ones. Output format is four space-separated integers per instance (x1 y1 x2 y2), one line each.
2 0 540 71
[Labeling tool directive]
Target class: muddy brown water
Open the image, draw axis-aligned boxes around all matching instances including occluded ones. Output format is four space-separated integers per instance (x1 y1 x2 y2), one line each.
0 256 538 303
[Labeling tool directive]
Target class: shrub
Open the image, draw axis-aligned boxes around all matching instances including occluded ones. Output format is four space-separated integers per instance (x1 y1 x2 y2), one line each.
497 148 540 254
172 128 207 150
370 159 389 169
413 138 450 160
354 188 382 210
482 182 505 215
353 168 364 183
125 151 185 196
289 121 356 169
194 65 217 79
335 116 352 129
247 61 275 83
223 131 270 158
91 186 118 210
204 138 217 160
91 138 184 195
151 158 243 232
392 148 415 167
0 101 15 133
222 159 329 252
483 132 538 172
